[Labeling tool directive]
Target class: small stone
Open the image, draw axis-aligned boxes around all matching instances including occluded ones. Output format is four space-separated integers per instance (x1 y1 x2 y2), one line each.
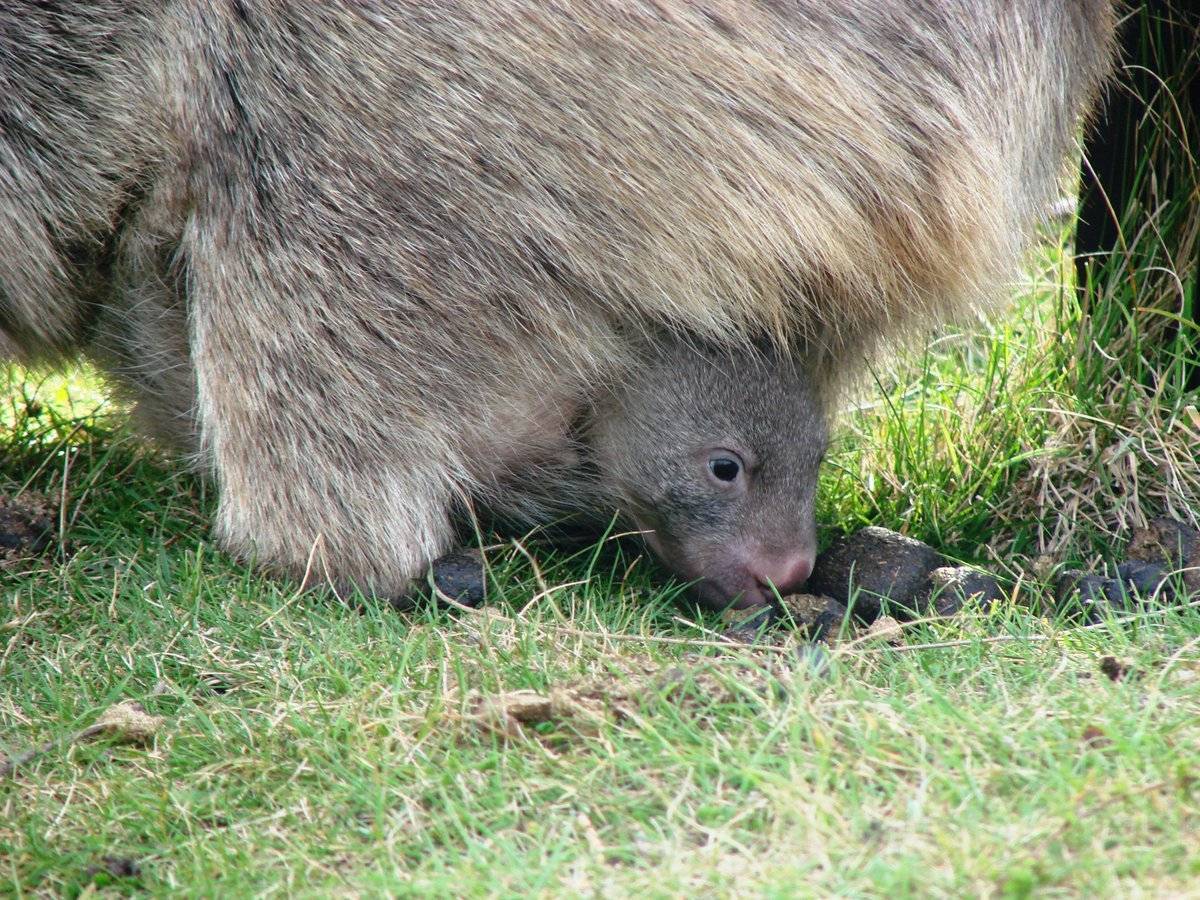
427 548 487 608
862 615 904 645
807 527 945 621
921 566 1004 617
776 593 849 642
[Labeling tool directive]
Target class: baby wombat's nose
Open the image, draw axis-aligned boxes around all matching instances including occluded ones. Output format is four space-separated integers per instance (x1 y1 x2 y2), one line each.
747 550 814 598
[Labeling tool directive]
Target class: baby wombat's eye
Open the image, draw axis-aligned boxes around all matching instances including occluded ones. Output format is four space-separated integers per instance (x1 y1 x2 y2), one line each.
707 454 743 483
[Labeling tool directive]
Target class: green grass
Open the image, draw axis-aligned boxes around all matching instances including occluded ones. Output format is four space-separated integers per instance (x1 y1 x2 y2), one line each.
4 219 1200 895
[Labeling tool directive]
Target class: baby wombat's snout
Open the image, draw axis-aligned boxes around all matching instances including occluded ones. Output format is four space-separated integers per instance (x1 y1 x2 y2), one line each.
589 338 827 610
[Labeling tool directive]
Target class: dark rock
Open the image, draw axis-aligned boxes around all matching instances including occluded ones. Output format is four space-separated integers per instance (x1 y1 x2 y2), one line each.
920 566 1004 618
1127 517 1200 592
1054 570 1129 623
807 527 945 621
776 593 849 642
1115 559 1172 601
427 547 487 608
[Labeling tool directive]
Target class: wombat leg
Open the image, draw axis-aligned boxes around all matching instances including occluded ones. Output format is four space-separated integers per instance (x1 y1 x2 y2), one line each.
208 442 458 604
189 307 459 603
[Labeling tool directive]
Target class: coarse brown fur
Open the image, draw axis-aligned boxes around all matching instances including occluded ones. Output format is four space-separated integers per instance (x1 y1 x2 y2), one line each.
0 2 1115 606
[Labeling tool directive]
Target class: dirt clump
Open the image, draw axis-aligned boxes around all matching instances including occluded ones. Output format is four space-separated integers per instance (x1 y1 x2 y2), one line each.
0 492 54 570
1098 656 1135 682
920 566 1004 617
401 547 487 610
1126 518 1200 592
807 527 945 620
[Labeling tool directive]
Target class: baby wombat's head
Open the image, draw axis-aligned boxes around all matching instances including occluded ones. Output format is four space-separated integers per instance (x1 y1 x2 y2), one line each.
589 336 828 610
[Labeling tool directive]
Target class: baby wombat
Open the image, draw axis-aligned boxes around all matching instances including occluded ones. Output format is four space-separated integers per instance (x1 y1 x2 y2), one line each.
581 337 828 609
0 2 1114 609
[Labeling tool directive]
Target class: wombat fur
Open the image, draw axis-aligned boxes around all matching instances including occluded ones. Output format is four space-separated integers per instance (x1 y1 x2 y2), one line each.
0 1 1114 607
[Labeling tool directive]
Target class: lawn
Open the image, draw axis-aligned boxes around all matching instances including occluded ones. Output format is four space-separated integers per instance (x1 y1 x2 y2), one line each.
3 219 1200 896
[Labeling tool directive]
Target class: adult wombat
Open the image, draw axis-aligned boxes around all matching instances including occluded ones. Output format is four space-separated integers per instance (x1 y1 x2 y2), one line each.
0 2 1114 608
